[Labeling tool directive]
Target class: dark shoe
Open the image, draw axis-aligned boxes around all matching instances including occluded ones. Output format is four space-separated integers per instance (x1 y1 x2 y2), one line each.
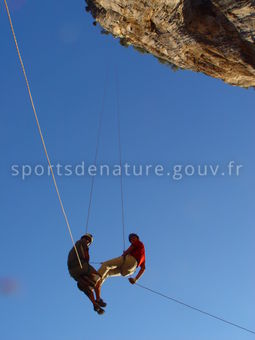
96 298 107 307
93 303 105 315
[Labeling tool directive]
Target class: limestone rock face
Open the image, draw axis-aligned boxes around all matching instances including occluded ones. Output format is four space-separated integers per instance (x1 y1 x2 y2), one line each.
85 0 255 87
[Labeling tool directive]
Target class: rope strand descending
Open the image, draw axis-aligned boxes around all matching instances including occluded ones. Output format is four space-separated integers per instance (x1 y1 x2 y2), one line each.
115 71 126 250
135 283 255 336
4 0 82 269
85 74 108 233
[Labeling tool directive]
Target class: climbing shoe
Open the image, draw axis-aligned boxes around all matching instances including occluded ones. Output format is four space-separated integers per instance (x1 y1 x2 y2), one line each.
96 298 107 307
93 303 105 315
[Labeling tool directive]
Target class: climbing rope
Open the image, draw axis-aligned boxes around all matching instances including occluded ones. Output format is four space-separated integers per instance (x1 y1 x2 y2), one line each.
85 70 126 250
115 71 126 250
3 0 83 269
135 283 255 336
85 74 108 233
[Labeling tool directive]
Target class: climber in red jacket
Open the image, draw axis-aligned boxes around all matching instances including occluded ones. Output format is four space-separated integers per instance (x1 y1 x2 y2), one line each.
95 233 146 303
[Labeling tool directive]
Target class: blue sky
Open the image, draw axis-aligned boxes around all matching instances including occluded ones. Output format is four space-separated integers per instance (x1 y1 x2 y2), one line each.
0 1 255 339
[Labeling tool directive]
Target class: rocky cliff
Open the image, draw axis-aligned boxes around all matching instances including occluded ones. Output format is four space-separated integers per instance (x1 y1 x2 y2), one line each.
85 0 255 88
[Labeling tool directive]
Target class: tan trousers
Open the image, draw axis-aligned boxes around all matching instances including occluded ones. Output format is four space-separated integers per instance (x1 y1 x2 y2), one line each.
98 255 137 284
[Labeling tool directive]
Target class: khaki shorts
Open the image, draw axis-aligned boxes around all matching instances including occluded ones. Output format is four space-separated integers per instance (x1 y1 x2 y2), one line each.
68 262 100 288
98 255 137 284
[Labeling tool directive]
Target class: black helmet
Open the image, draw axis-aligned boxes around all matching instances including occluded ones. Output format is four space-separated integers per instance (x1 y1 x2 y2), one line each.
128 233 139 242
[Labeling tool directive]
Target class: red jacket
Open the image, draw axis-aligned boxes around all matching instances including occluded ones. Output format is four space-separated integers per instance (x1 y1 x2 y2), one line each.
123 239 146 268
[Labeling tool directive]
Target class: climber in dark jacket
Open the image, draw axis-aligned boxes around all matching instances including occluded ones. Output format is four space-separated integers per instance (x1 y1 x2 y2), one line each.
67 234 106 315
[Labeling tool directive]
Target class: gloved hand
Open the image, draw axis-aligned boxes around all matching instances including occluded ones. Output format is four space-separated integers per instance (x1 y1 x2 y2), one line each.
128 277 136 284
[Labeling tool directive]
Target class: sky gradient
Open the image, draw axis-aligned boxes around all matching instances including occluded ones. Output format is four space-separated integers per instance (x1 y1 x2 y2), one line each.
1 1 255 339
